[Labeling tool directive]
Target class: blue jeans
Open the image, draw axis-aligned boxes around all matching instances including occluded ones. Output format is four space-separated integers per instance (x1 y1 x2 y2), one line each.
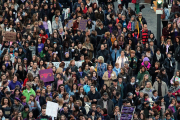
45 29 50 37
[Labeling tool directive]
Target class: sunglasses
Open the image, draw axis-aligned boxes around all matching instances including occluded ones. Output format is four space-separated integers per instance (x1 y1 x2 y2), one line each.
36 92 40 93
139 15 142 16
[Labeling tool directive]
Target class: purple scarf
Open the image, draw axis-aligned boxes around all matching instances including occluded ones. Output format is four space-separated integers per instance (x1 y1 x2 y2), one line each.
109 26 113 33
108 70 112 78
35 95 40 102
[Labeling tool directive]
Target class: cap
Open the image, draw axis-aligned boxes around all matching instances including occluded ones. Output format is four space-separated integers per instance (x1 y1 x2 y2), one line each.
103 92 108 96
14 97 21 102
125 61 129 64
5 91 11 95
168 89 173 93
113 79 118 82
96 105 102 109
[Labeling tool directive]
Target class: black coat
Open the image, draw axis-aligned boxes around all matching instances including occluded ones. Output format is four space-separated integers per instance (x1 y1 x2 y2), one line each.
87 91 101 104
126 82 138 95
153 53 164 67
95 27 108 35
163 57 176 73
77 72 87 81
96 49 110 64
149 67 161 84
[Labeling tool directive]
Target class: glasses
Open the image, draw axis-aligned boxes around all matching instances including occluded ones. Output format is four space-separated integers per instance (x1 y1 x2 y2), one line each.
139 15 142 16
36 92 40 93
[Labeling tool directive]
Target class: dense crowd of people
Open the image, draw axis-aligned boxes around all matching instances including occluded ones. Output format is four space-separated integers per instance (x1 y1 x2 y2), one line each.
0 0 180 120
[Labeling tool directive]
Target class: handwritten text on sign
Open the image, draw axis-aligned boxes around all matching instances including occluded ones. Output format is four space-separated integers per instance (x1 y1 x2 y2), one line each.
5 32 16 41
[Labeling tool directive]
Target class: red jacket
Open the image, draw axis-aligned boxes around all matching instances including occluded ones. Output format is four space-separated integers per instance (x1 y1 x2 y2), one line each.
152 105 161 112
172 88 180 100
72 20 79 34
23 78 28 87
39 34 48 43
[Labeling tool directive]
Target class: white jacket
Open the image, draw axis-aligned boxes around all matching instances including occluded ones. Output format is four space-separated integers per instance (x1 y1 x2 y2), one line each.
47 20 52 34
116 56 128 68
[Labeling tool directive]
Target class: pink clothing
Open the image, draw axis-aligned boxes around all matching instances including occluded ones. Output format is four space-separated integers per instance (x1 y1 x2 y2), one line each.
57 80 63 90
141 62 151 69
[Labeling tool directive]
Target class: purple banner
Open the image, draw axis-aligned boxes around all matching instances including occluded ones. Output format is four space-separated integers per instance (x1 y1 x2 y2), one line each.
39 68 54 82
78 19 87 31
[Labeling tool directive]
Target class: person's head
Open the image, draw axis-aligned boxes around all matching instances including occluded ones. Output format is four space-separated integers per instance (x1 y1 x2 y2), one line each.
153 90 158 97
167 52 172 58
103 92 109 101
100 44 105 50
41 106 46 116
98 56 104 63
143 24 148 31
174 81 179 87
146 82 152 88
107 64 113 71
131 76 135 83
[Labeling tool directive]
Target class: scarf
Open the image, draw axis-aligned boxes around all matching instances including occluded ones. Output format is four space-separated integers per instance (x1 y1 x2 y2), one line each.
92 77 97 81
29 46 36 57
166 44 170 53
156 53 161 61
108 70 112 78
79 72 83 76
130 82 135 85
35 95 40 103
109 26 113 33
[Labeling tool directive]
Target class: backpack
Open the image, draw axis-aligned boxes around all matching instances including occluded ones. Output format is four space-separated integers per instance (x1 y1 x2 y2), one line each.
161 10 165 19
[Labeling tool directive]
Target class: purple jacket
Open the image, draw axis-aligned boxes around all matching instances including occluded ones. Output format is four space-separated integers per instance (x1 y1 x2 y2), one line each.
168 105 176 113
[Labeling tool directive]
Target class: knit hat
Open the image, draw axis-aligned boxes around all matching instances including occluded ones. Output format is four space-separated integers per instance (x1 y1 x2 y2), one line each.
14 98 21 102
143 57 150 62
26 82 32 88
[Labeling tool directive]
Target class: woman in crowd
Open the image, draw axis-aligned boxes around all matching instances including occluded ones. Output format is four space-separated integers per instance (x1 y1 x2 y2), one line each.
102 64 117 87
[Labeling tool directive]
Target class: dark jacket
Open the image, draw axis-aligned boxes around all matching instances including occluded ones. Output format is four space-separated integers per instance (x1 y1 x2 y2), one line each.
95 27 108 35
77 72 87 81
153 53 164 67
112 97 123 108
97 98 114 115
163 57 176 73
164 94 175 109
171 5 180 13
126 82 138 95
87 91 101 104
96 49 110 64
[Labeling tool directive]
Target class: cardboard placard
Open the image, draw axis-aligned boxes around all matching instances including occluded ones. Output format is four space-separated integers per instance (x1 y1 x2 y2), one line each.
5 31 16 41
78 19 87 31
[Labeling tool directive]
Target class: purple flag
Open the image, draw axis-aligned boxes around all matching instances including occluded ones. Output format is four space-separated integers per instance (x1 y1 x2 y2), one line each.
39 68 54 82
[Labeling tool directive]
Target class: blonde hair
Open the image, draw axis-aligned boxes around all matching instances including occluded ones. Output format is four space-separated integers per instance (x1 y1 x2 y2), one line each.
3 54 10 61
98 56 104 63
166 39 173 45
146 82 153 89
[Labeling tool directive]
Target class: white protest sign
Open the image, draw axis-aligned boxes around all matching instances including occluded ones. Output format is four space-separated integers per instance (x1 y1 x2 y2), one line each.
47 61 83 68
46 101 58 117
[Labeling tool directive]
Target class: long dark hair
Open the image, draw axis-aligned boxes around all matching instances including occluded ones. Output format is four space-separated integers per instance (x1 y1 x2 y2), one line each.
112 40 120 50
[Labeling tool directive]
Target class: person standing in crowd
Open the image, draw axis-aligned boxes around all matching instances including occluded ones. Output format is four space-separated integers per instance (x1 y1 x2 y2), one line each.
97 92 114 115
140 24 151 45
163 53 175 86
102 64 117 87
153 75 168 97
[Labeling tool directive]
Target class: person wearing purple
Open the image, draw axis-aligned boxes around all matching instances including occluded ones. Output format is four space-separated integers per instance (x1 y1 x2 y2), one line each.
37 37 44 54
8 73 22 91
